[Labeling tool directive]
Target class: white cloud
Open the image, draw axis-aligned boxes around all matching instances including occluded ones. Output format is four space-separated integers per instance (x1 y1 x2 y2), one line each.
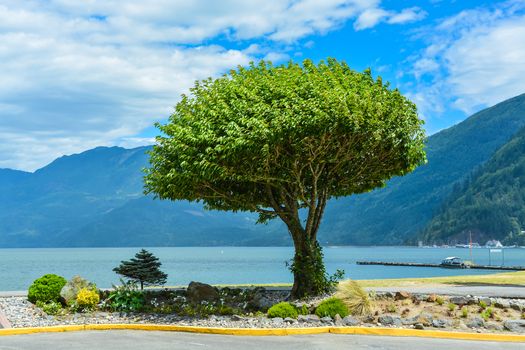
407 1 525 124
354 6 426 30
0 0 424 171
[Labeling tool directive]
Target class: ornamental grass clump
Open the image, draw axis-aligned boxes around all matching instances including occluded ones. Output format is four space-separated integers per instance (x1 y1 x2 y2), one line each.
28 274 67 304
267 302 299 319
315 297 349 318
335 279 372 316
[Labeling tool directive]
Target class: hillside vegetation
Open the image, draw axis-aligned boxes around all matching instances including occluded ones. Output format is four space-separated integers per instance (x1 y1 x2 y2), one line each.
419 124 525 245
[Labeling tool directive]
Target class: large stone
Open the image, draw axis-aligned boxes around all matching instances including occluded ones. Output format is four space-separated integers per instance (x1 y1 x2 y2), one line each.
320 316 333 324
298 314 320 323
432 319 450 328
504 320 525 333
342 315 359 326
477 297 492 307
378 315 402 327
272 317 284 325
449 296 469 306
466 316 484 328
509 301 523 311
334 314 343 326
395 291 412 300
60 275 96 305
186 281 219 303
247 288 273 311
485 322 504 331
493 298 510 309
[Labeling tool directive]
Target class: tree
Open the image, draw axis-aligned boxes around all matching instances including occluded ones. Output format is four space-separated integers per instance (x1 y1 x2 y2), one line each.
113 249 168 290
144 58 426 298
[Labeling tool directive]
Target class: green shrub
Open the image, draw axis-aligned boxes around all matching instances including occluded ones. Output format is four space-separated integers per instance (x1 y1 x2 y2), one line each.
28 274 67 304
298 304 309 315
461 306 468 318
479 300 487 309
386 304 397 313
36 301 63 315
435 296 444 305
103 280 144 312
267 302 299 319
315 298 349 318
481 307 494 321
448 303 456 311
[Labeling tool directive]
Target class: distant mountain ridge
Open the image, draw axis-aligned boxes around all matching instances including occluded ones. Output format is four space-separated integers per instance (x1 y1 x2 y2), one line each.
0 93 524 247
419 123 525 245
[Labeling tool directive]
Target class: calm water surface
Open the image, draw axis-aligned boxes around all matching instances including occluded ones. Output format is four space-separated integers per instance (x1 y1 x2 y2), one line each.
0 246 524 291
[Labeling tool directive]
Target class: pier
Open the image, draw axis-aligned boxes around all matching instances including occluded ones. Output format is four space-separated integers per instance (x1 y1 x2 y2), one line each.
356 261 525 271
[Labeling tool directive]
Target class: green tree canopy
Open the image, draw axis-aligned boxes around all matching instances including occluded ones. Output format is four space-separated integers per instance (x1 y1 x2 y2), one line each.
113 249 167 290
145 58 426 298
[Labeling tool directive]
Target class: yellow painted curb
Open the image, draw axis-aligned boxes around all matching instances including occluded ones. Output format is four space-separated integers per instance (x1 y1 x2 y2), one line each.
0 324 524 343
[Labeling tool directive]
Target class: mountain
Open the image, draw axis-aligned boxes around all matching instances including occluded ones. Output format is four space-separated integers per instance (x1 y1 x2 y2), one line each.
0 147 288 247
318 93 525 245
418 124 525 246
0 93 524 247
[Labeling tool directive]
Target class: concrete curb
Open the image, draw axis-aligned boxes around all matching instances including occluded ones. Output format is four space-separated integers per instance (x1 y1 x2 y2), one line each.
0 324 524 342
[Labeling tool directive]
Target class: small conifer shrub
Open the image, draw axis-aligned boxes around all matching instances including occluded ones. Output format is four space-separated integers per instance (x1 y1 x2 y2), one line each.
113 249 168 290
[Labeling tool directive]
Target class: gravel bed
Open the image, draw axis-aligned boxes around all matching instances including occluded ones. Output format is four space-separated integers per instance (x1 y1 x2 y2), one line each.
2 294 525 334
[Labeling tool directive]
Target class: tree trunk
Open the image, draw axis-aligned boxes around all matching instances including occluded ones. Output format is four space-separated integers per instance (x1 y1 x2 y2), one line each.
288 224 328 299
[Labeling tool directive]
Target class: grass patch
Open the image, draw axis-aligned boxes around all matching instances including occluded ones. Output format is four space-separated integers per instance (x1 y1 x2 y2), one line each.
355 271 525 288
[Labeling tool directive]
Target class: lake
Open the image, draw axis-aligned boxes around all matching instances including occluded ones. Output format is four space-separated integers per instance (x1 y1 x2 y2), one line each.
0 246 524 291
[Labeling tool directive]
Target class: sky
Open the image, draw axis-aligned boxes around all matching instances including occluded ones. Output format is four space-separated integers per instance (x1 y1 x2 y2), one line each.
1 0 524 171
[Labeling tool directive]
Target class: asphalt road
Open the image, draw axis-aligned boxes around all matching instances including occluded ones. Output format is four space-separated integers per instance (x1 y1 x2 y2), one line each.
0 331 524 350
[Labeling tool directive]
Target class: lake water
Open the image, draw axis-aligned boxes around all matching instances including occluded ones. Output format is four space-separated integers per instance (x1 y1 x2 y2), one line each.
0 246 524 291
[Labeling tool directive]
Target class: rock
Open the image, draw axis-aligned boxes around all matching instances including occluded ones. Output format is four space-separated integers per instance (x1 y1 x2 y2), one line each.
320 316 333 324
449 296 469 306
413 294 428 302
493 298 510 309
231 315 244 321
361 315 375 324
414 323 425 330
334 314 343 326
504 320 525 333
485 322 503 331
342 315 359 326
509 301 523 311
477 297 492 306
466 316 484 328
432 319 450 328
272 317 284 325
284 317 296 324
402 316 417 325
427 294 438 302
60 276 96 305
416 313 433 327
378 315 402 327
298 314 320 323
186 281 219 303
247 288 273 311
395 291 412 300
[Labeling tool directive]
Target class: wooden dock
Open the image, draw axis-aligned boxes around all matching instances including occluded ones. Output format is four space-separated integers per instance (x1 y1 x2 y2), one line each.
356 261 525 271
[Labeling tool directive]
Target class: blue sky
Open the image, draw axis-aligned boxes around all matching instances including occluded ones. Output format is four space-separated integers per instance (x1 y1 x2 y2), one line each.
1 0 524 171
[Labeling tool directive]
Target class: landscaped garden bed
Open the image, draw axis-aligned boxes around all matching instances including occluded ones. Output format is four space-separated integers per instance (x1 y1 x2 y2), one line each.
1 276 525 333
